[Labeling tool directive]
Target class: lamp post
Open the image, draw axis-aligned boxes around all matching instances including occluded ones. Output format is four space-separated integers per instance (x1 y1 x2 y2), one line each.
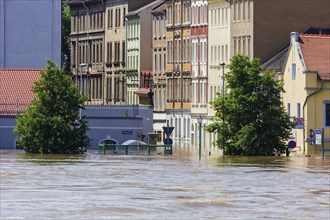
219 63 225 153
79 63 87 119
219 63 225 96
197 115 202 159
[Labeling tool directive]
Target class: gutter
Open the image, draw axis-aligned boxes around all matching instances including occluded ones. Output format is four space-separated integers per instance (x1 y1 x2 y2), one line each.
302 80 324 155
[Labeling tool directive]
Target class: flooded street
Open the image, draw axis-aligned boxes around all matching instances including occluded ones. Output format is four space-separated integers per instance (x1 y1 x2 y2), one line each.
1 147 329 219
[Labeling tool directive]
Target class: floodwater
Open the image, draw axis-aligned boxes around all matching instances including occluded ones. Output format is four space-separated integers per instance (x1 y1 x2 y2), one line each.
0 147 329 220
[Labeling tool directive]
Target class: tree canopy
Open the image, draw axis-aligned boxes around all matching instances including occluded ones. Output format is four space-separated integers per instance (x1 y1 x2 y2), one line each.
207 54 293 156
61 0 71 73
14 61 90 154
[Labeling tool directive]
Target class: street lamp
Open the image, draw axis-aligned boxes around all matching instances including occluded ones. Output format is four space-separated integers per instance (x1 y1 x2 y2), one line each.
219 62 225 96
79 63 88 119
219 63 225 153
197 115 202 159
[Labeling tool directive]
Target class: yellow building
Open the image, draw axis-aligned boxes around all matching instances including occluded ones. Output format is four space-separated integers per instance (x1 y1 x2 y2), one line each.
281 32 330 156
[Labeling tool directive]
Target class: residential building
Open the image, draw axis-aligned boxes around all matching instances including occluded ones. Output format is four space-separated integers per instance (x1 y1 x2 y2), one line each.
190 0 208 147
69 0 106 105
165 0 191 145
126 0 163 105
207 0 230 147
230 0 330 62
281 32 330 155
151 1 167 143
0 0 61 68
104 0 128 105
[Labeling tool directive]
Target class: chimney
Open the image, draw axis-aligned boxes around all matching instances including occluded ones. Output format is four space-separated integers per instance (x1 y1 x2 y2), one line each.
290 32 299 43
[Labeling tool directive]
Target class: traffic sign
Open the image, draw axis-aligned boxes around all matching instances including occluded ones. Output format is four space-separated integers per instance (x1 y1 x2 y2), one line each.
288 140 296 148
164 138 173 145
315 129 322 145
163 126 174 137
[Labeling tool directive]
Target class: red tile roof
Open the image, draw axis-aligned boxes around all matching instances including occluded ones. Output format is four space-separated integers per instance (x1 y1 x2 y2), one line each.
299 34 330 80
0 69 42 115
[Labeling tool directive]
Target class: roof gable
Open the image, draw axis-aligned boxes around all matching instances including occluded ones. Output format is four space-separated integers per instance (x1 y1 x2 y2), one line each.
299 34 330 80
0 69 42 115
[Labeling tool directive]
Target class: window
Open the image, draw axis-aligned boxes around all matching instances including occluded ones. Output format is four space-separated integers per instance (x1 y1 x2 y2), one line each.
110 9 113 28
154 51 157 74
114 42 120 63
287 103 291 116
123 7 126 26
234 37 237 55
243 37 246 55
243 0 246 21
247 0 251 20
122 41 125 63
233 1 237 21
297 103 301 118
325 102 330 127
292 63 296 80
153 19 157 37
115 8 121 28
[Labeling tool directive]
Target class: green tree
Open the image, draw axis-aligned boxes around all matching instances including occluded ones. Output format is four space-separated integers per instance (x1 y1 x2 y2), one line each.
62 0 71 73
207 54 293 156
14 61 90 154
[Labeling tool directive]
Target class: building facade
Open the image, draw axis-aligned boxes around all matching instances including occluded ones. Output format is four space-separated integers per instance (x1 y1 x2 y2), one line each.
230 0 330 62
151 1 167 143
281 32 330 155
0 0 61 68
190 0 208 147
126 0 162 105
207 0 230 147
69 0 106 105
165 0 191 145
104 0 128 105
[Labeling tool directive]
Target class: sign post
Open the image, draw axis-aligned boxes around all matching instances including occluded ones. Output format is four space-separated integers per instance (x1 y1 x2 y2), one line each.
315 129 325 159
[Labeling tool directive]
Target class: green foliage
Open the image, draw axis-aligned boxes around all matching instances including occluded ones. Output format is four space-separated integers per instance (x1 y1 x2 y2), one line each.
61 0 71 73
14 61 90 154
207 54 293 156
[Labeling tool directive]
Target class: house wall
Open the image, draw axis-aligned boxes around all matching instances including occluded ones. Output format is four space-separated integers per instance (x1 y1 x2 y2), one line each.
304 75 330 155
126 16 140 105
254 0 330 62
165 0 192 144
230 0 253 59
282 33 330 155
0 106 153 149
208 0 230 147
281 36 307 154
139 8 153 73
230 0 330 62
152 8 167 143
104 1 127 105
0 0 61 68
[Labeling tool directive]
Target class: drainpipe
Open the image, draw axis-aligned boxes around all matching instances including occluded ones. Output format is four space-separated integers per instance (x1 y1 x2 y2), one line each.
302 81 323 155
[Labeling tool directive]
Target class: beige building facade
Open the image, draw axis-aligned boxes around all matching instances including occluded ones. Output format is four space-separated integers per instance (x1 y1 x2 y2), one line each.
281 32 330 156
104 0 127 105
69 0 105 105
152 1 167 143
207 0 230 148
165 0 192 145
230 0 330 62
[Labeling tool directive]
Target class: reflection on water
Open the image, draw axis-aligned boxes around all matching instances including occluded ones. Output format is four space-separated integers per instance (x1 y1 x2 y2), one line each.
1 147 329 219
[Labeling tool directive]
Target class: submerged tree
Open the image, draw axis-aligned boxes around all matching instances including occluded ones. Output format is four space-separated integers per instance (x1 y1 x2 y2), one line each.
14 61 90 154
207 54 293 156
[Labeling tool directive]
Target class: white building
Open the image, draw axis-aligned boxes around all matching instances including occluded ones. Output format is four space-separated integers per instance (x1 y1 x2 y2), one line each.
206 0 230 147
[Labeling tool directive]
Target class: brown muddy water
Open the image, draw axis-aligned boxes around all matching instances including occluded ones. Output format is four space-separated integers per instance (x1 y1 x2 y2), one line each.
0 147 329 219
